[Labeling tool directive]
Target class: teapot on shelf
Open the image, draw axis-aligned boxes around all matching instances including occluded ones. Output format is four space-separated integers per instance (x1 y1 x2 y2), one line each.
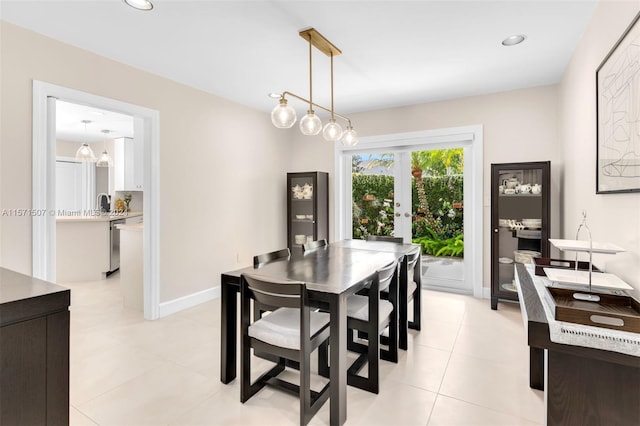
291 185 303 199
301 183 313 199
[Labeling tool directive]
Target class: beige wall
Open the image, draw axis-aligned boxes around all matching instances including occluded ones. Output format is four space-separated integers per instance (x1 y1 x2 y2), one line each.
0 21 292 302
291 85 562 290
559 0 640 300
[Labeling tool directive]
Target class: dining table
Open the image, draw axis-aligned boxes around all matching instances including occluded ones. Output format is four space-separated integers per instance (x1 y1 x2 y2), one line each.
219 240 420 425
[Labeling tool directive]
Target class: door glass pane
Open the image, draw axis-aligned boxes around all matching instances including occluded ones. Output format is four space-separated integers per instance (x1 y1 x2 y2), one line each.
411 148 466 289
351 153 395 239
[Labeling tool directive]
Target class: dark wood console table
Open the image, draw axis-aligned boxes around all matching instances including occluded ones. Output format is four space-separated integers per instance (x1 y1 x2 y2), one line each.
515 264 640 426
0 268 70 425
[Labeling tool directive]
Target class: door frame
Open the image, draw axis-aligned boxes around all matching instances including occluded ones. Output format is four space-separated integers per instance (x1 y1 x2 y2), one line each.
32 80 161 320
335 125 483 298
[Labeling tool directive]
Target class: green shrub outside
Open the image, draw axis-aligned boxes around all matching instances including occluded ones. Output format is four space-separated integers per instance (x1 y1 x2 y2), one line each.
352 174 464 257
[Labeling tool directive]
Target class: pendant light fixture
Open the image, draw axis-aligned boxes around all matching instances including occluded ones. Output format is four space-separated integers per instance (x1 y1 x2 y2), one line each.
75 120 96 162
271 28 358 146
96 129 112 167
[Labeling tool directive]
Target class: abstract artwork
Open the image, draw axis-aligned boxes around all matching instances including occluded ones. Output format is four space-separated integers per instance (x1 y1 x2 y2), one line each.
596 11 640 193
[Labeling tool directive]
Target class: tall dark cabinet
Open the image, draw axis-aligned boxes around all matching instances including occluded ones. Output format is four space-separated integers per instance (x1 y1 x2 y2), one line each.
491 161 550 310
287 172 329 250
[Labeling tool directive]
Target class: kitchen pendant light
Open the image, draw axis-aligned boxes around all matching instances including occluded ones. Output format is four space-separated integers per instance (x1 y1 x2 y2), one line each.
96 129 112 167
271 28 358 146
75 120 96 162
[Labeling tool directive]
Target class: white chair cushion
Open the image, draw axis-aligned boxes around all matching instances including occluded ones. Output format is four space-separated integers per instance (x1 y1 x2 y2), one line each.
347 295 393 326
249 307 329 350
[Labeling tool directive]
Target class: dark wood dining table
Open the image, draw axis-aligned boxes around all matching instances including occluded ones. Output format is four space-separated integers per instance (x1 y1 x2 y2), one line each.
219 240 419 425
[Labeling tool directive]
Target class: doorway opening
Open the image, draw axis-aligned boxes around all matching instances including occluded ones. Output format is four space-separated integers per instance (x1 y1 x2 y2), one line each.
336 126 483 297
32 81 161 320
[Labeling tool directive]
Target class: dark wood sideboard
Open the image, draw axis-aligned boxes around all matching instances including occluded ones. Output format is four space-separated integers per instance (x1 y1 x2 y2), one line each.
515 263 640 426
0 267 70 424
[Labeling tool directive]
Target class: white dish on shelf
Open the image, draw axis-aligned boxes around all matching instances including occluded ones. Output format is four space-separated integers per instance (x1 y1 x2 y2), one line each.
295 214 306 220
498 257 514 264
501 282 518 292
543 268 633 291
305 215 313 220
549 239 626 254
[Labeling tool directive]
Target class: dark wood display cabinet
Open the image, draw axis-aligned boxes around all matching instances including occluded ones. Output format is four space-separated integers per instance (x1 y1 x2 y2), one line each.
0 267 70 424
287 172 329 251
491 161 550 310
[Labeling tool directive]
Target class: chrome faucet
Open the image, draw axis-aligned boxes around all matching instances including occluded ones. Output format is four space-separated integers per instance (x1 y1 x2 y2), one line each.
96 193 110 212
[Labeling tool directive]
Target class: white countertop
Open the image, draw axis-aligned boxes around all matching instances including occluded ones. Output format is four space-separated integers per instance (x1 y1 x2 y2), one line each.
56 211 143 223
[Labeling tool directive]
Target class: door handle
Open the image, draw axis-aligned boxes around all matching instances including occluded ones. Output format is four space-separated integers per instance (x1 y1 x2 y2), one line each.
494 228 499 233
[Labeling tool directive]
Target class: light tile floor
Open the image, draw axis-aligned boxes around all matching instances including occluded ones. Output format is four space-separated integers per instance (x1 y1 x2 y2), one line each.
63 274 544 425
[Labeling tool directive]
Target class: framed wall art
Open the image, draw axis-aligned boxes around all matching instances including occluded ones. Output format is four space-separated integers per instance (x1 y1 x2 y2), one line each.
596 11 640 194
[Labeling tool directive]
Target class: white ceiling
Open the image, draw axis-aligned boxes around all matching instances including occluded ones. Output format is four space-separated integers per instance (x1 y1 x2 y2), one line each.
1 0 598 136
56 100 134 143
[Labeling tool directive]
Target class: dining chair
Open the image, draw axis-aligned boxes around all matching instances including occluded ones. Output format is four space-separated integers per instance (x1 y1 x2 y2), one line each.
241 273 331 425
367 239 422 344
345 259 398 394
366 235 404 243
253 247 291 267
252 247 292 325
404 245 422 332
302 239 327 251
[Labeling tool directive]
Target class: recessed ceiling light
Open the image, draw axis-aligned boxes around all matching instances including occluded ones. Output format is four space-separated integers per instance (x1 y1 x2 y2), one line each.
502 34 526 46
123 0 154 11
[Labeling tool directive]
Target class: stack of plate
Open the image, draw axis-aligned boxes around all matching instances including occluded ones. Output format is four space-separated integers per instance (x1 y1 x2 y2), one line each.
522 219 542 229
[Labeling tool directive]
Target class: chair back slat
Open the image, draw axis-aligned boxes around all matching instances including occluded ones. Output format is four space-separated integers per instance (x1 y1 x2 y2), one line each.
242 273 303 309
253 248 291 267
366 235 403 243
302 239 327 252
406 246 420 269
377 259 398 292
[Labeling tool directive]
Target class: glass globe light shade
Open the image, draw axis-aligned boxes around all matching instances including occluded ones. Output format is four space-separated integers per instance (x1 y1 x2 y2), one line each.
96 150 112 167
341 126 358 146
299 110 322 135
322 119 343 142
75 143 96 162
271 99 297 128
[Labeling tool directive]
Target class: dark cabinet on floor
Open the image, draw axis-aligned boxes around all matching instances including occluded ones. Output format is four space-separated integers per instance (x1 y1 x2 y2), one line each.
0 268 70 424
491 161 550 310
287 172 329 250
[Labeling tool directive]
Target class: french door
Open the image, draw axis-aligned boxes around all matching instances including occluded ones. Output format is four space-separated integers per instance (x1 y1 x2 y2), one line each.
336 126 483 296
350 151 413 241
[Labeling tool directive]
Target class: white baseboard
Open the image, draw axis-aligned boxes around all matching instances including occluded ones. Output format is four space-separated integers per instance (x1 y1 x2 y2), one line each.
158 286 221 318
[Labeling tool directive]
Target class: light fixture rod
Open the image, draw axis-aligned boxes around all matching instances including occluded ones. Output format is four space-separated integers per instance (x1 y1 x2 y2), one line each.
280 91 352 126
308 33 313 111
330 53 335 119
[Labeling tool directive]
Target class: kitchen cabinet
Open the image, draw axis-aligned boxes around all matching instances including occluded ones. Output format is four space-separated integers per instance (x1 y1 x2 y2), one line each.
0 268 70 425
491 161 550 310
114 137 143 191
287 172 328 250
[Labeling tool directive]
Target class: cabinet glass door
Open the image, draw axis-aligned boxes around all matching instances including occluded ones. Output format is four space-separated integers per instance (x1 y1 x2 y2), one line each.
289 175 316 248
491 162 550 309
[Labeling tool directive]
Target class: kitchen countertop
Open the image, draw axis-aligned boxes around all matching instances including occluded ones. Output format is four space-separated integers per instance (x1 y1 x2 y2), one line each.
56 211 142 223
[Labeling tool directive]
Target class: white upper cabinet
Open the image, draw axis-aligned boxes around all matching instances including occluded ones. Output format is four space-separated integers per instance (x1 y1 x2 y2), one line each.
114 136 143 191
